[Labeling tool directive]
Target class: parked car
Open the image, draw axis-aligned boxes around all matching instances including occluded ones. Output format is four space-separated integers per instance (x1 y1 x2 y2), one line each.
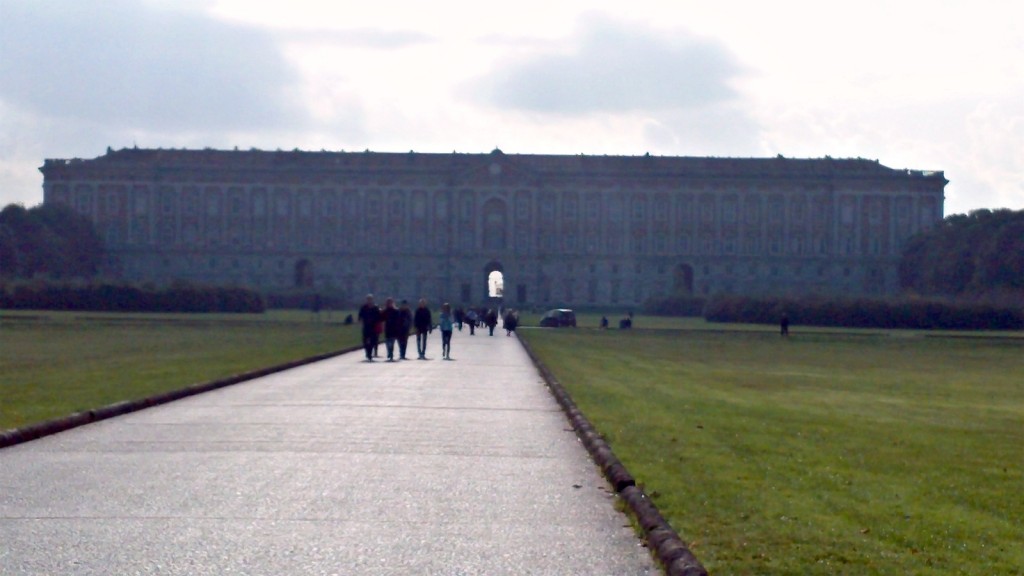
539 308 577 328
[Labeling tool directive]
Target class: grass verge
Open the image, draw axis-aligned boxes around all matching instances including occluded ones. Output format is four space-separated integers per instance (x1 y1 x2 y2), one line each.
520 325 1024 575
0 310 361 429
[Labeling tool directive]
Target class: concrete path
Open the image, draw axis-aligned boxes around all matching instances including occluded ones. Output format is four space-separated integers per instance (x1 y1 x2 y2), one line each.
0 326 655 575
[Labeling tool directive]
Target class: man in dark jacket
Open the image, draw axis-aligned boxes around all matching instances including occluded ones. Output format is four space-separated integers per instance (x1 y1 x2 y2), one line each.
485 308 498 336
413 298 433 359
357 294 382 361
396 300 413 360
381 297 402 361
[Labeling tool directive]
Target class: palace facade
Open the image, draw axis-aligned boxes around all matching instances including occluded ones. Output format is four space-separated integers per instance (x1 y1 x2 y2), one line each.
41 147 946 307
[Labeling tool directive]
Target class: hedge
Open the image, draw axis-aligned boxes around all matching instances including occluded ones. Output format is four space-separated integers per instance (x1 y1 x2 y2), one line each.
703 295 1024 330
641 294 708 317
0 281 265 313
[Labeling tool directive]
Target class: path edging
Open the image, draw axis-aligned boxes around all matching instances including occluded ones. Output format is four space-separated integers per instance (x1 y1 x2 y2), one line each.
518 336 708 576
0 346 361 450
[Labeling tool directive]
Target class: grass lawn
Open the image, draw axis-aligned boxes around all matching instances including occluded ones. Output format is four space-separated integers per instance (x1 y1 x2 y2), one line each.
0 310 361 429
521 323 1024 575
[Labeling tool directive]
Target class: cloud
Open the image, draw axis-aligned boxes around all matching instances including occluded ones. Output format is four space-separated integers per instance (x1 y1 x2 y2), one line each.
279 27 434 50
0 0 306 133
468 13 745 115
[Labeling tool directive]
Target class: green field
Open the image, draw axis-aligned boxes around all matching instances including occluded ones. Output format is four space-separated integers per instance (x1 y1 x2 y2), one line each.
521 324 1024 575
0 310 360 429
5 310 1022 574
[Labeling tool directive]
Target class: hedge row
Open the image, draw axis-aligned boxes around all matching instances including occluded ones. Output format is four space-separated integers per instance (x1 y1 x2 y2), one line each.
0 282 265 313
642 294 708 317
264 291 350 311
703 295 1024 330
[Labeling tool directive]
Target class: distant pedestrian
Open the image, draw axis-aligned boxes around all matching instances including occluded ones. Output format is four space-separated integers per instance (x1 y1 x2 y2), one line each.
503 309 518 336
454 307 465 331
780 313 790 337
439 302 455 360
397 300 413 360
311 293 322 322
485 308 499 336
466 308 478 335
357 294 381 361
414 298 433 359
381 297 402 361
600 315 609 329
374 312 384 357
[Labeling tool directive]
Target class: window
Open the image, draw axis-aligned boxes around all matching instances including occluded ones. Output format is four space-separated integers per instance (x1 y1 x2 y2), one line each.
723 201 737 223
540 195 555 220
769 199 783 223
517 194 530 219
564 195 578 219
390 192 405 219
253 192 266 216
413 192 427 218
207 196 220 217
632 196 646 220
161 187 175 214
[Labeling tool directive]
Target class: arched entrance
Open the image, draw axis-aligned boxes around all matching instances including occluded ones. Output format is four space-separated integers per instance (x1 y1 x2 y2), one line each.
295 259 314 288
488 270 504 298
674 263 694 295
484 260 504 305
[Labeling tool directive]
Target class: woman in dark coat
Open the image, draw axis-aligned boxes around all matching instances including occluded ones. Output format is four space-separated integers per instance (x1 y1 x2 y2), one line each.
503 309 519 336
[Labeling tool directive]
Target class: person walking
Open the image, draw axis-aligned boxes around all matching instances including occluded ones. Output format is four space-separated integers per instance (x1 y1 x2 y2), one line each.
413 298 433 359
503 309 518 336
485 308 498 336
357 294 382 361
381 297 402 361
396 300 413 360
373 311 385 357
438 302 455 360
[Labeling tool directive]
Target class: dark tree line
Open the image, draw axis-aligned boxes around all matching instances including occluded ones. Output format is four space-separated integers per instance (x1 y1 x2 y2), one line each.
900 209 1024 302
0 203 105 280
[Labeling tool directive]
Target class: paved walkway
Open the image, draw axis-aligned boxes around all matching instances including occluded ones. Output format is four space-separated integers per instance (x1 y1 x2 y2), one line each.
0 327 654 575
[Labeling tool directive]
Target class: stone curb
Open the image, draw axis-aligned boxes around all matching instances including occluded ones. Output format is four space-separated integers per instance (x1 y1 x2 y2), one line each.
0 346 361 450
518 336 708 576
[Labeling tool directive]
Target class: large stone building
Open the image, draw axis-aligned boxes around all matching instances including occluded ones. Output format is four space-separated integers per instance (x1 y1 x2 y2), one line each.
41 147 946 307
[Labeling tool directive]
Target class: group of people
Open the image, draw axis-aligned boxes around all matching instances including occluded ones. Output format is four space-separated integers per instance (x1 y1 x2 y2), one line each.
356 294 519 362
452 306 518 336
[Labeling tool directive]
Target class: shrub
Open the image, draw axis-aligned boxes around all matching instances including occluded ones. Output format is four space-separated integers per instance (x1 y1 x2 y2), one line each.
704 295 1023 330
641 294 707 317
0 280 264 313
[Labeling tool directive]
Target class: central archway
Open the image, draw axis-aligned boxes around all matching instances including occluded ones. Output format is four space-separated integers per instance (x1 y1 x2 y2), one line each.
488 270 504 297
483 260 505 305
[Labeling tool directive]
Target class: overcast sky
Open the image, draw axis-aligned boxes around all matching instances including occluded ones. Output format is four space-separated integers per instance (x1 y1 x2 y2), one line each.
2 0 1022 216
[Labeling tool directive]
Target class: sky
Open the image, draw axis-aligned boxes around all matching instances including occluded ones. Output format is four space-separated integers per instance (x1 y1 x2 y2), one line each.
2 0 1023 216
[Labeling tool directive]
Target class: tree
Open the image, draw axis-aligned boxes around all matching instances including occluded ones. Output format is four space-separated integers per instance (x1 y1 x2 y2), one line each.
0 203 105 280
899 208 1024 301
